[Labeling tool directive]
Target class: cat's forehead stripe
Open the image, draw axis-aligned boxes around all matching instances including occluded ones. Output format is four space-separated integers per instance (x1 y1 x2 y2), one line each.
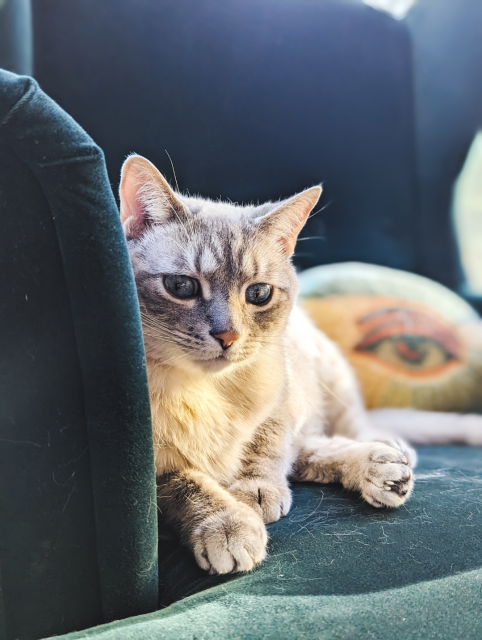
134 207 290 286
199 246 219 273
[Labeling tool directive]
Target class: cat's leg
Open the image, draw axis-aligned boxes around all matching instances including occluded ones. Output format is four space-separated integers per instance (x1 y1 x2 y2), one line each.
292 435 413 508
320 345 417 466
229 419 293 524
157 468 267 574
325 385 417 468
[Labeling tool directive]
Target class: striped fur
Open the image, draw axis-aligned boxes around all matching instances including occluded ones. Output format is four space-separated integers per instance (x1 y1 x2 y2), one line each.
120 155 417 575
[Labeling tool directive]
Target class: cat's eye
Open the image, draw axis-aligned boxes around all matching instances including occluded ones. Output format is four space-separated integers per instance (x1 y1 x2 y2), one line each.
164 275 200 299
245 283 273 306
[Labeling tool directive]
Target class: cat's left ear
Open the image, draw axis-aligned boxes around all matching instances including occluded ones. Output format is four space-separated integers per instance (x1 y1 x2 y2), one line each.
254 186 322 256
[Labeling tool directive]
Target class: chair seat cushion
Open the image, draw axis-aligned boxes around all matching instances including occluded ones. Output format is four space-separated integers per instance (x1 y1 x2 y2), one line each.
50 446 482 640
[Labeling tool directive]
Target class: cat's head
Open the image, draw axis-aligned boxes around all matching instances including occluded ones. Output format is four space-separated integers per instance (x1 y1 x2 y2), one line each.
119 155 321 374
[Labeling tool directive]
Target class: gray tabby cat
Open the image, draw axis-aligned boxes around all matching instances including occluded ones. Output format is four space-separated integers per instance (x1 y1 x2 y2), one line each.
119 155 480 575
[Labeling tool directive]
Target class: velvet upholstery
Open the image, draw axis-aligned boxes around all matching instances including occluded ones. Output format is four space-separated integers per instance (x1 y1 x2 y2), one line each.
2 1 482 638
0 0 32 76
31 0 482 296
48 447 482 640
0 70 157 640
32 0 419 276
406 0 482 292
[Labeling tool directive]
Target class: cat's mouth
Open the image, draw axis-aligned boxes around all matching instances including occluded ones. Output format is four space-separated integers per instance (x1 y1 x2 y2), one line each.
195 353 234 373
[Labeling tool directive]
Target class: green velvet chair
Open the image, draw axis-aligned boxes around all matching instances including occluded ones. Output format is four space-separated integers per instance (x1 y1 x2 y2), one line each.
1 1 482 638
66 446 482 640
1 70 481 640
0 70 157 639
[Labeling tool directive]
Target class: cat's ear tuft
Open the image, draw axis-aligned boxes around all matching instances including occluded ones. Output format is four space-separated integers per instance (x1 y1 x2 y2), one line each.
254 186 322 256
119 154 186 240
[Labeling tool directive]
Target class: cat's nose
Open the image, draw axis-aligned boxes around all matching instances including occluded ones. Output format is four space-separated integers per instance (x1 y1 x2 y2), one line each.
211 331 240 350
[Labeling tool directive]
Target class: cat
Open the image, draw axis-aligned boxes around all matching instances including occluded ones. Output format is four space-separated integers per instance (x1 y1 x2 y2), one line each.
119 154 481 575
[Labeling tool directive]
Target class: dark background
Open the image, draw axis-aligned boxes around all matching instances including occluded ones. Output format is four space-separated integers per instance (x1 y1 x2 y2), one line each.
27 0 481 293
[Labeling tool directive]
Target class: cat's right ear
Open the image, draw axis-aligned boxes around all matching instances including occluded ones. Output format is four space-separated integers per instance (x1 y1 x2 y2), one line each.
119 154 186 240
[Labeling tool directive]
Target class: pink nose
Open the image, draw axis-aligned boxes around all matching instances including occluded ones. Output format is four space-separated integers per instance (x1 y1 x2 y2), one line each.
213 331 240 350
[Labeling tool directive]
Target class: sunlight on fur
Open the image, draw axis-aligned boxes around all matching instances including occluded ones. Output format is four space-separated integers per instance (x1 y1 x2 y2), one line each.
119 154 481 575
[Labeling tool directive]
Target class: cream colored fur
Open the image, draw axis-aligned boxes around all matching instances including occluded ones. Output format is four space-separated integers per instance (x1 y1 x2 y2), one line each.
118 154 481 576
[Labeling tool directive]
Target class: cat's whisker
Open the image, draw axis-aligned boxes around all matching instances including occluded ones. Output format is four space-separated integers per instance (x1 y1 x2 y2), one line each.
254 340 287 354
256 338 288 343
308 199 332 219
144 327 194 345
140 314 196 342
318 381 350 410
164 353 192 367
165 149 197 239
142 325 195 349
165 149 180 192
142 331 187 349
142 318 186 336
143 328 204 350
254 343 283 358
140 312 188 334
150 177 194 243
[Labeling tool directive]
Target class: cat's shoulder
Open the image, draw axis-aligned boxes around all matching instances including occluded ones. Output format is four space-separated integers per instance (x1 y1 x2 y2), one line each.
287 304 345 358
287 304 325 343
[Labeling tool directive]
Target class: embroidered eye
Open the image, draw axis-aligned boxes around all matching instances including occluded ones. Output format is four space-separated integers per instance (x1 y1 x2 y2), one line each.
164 275 199 299
358 335 455 370
354 307 460 374
245 283 273 306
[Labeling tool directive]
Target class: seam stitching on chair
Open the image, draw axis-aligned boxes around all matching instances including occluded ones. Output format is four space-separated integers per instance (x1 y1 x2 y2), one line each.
1 78 37 126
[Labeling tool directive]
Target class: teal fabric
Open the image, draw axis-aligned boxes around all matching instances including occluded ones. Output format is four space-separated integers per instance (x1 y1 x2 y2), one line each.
0 0 32 75
49 447 482 639
0 71 157 639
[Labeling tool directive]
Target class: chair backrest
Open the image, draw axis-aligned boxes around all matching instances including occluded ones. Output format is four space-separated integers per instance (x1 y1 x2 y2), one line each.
0 0 32 75
0 70 157 640
406 0 482 292
32 0 419 275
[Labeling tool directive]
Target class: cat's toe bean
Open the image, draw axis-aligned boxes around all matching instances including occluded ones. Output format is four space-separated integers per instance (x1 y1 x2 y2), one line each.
229 477 292 524
191 503 268 575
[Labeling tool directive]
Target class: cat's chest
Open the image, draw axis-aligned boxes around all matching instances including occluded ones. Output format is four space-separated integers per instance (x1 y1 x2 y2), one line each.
150 377 278 484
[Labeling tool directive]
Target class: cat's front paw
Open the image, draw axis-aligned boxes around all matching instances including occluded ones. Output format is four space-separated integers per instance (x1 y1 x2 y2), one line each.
191 502 268 575
229 476 292 524
358 442 414 508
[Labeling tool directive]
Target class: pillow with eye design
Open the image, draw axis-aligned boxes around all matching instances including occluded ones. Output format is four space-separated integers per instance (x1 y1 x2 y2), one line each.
298 262 482 412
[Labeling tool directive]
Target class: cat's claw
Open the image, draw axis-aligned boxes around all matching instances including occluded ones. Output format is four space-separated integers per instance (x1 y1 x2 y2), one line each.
359 442 414 508
191 502 268 574
229 476 292 524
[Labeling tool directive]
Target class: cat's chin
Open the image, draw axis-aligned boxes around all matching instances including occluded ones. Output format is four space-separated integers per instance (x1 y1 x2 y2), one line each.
195 356 234 374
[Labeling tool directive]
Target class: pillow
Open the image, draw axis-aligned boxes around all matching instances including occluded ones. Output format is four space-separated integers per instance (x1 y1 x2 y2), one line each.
298 262 482 412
